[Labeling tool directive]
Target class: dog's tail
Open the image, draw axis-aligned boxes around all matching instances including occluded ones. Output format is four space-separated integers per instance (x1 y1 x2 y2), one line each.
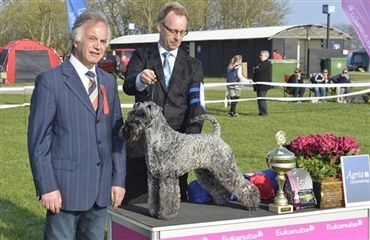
190 114 221 137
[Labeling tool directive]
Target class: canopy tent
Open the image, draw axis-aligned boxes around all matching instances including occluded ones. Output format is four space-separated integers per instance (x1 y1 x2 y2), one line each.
348 48 370 72
0 39 61 84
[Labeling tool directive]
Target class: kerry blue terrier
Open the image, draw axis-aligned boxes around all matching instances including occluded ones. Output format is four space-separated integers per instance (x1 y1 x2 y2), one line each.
120 101 260 220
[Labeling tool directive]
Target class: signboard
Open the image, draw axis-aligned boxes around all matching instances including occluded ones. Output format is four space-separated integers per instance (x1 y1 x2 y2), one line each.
341 154 370 207
323 5 335 14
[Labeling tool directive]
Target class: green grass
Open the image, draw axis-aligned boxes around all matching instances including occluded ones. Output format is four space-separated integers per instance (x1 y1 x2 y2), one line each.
0 76 369 239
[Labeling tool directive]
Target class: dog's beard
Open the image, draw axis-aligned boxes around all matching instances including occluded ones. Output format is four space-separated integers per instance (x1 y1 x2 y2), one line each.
119 120 145 145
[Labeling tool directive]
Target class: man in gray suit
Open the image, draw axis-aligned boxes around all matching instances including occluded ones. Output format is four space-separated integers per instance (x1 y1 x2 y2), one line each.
28 9 126 239
122 2 205 204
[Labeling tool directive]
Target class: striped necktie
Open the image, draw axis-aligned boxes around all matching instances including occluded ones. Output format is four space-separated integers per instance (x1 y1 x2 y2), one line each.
162 52 172 89
86 71 98 111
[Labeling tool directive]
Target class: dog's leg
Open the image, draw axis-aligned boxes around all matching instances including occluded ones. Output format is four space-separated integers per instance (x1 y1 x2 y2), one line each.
157 177 180 220
231 173 260 211
195 169 231 205
214 162 260 211
148 175 160 218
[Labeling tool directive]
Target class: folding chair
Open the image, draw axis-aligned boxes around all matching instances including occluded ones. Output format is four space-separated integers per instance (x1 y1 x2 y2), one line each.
283 74 294 97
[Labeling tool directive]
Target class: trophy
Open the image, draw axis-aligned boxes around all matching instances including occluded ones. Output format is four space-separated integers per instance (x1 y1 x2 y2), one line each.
266 131 296 214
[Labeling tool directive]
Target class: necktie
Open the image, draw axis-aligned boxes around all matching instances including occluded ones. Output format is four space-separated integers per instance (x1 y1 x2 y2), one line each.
162 52 172 89
86 71 98 111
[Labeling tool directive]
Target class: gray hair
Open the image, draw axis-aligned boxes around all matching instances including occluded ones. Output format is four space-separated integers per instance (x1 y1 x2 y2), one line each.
261 50 269 58
69 8 111 52
157 2 188 23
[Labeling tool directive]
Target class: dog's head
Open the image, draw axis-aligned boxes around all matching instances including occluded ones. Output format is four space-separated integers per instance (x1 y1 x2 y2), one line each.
119 101 163 145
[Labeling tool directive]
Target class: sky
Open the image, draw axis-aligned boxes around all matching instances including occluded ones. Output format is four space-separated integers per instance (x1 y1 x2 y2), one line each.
287 0 351 26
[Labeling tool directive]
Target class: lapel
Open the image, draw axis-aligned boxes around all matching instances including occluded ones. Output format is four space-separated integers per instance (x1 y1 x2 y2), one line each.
149 46 167 93
63 61 99 116
170 49 185 91
95 68 106 116
149 45 186 94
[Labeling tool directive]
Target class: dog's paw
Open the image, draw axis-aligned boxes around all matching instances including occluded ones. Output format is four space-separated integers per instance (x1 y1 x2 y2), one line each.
246 206 258 211
149 210 159 218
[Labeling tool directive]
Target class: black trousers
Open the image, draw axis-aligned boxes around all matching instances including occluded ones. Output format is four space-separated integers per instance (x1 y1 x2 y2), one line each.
122 156 188 205
257 90 268 115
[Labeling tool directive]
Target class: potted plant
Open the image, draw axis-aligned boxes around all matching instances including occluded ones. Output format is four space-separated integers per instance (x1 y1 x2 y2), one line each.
288 133 360 208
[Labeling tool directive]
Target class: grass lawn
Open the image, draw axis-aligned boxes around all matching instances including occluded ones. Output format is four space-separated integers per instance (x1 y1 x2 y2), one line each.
0 75 369 239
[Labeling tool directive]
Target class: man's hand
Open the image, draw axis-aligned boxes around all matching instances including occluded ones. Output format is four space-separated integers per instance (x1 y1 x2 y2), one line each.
140 69 157 85
111 186 126 209
41 190 62 214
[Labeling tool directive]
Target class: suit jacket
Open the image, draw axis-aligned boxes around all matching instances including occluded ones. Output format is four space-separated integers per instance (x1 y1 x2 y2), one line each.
252 60 271 92
28 60 126 211
123 43 205 158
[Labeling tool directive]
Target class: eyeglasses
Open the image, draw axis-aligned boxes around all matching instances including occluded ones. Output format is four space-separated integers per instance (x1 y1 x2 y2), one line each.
323 71 328 73
294 71 300 74
162 23 188 36
343 72 348 74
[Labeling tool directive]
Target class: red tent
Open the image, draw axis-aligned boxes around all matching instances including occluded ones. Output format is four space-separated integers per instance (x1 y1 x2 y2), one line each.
0 39 61 84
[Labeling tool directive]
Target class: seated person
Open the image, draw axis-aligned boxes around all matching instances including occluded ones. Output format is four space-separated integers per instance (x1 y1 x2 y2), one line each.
331 69 351 103
310 69 329 103
287 68 305 100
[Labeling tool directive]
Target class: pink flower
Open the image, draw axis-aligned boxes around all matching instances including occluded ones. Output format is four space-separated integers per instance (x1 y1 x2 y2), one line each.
289 133 360 181
289 133 360 161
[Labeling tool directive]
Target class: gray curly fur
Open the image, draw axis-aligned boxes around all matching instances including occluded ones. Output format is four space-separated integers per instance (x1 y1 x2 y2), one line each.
120 101 260 220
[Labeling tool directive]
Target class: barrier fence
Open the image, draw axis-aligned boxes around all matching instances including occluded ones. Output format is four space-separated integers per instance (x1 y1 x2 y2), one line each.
1 82 370 109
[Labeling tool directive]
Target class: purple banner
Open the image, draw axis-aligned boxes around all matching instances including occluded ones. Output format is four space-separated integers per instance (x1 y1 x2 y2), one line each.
112 217 369 240
342 0 370 57
165 217 369 240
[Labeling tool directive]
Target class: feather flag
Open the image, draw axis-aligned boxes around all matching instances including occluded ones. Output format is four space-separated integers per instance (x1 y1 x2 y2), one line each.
67 0 89 33
342 0 370 57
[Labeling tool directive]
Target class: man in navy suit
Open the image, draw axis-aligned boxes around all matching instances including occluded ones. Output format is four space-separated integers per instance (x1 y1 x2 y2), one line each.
28 9 126 239
122 2 206 204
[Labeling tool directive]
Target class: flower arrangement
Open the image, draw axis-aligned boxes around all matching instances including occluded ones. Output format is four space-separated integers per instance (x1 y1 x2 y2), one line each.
288 133 360 182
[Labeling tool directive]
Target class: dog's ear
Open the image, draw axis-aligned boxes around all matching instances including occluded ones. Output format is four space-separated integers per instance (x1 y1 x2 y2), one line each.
149 102 162 119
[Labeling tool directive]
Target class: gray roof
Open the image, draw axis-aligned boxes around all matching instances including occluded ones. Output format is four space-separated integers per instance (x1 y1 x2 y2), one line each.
110 24 352 45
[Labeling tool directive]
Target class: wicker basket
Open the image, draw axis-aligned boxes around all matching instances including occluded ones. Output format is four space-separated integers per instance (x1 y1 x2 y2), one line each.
313 178 344 208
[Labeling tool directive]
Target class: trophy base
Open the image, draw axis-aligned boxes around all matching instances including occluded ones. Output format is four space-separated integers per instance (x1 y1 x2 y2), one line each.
269 204 293 214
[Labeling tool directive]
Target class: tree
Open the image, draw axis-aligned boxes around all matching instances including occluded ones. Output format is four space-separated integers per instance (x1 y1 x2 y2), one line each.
333 23 363 50
206 0 290 30
89 0 291 37
0 0 68 55
0 0 291 52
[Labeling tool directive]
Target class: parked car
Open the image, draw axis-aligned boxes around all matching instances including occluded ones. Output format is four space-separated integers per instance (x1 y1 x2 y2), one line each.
98 48 135 74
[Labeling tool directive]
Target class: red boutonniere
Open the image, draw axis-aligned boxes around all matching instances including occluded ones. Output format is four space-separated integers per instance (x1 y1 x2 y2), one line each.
100 85 109 115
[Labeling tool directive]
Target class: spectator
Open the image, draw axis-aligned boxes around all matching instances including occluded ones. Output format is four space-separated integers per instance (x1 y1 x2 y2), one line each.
226 55 251 117
287 68 306 102
27 8 126 239
331 69 351 103
310 69 329 103
122 2 205 204
251 50 271 116
272 49 283 60
112 50 125 79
